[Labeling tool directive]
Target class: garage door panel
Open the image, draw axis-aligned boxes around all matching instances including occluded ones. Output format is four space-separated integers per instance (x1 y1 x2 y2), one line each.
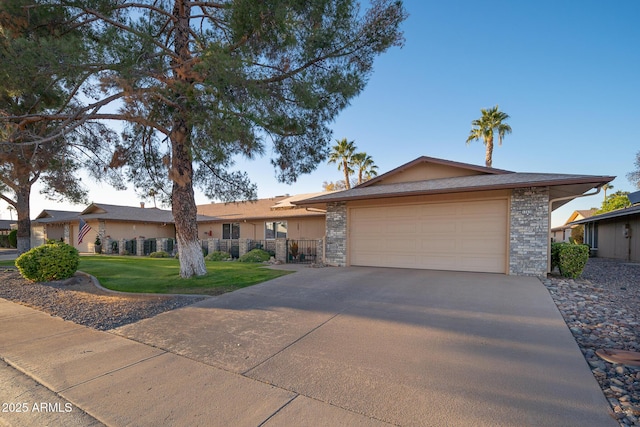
386 239 418 252
418 238 456 252
460 238 504 253
349 199 507 273
387 223 417 234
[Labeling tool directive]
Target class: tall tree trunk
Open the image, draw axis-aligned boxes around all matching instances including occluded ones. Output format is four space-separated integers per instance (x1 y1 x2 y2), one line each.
170 0 206 278
485 136 494 168
343 159 351 189
15 185 31 254
171 118 206 278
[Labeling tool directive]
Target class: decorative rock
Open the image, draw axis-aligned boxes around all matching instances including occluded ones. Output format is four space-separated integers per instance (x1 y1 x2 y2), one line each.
543 258 640 427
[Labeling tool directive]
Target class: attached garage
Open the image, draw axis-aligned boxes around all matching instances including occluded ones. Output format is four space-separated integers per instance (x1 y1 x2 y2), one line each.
295 156 614 276
349 198 508 273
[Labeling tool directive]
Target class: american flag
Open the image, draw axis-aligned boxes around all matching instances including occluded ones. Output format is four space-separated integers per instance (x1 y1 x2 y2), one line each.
78 218 91 244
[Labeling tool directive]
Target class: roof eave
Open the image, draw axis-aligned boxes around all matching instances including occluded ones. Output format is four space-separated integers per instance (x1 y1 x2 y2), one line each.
295 176 614 206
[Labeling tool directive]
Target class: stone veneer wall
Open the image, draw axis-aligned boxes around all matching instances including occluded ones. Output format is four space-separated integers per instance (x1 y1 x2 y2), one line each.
325 201 347 266
509 187 549 276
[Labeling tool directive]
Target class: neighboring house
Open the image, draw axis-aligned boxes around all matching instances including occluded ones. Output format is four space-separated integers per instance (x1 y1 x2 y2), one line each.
295 156 614 276
196 193 328 242
570 193 640 263
550 209 597 243
30 195 327 255
32 210 81 247
78 203 176 253
32 203 176 253
0 219 15 236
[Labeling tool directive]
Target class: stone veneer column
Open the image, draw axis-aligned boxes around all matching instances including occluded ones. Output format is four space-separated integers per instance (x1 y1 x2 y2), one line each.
136 236 145 256
325 202 347 266
275 238 287 263
238 239 250 258
509 187 549 276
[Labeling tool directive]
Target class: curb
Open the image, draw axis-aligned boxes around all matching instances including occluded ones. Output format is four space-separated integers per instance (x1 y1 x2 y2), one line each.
75 271 214 299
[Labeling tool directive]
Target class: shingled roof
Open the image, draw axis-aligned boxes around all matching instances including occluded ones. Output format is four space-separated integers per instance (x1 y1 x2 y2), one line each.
196 193 329 221
293 156 614 210
33 210 81 224
570 204 640 225
80 203 175 223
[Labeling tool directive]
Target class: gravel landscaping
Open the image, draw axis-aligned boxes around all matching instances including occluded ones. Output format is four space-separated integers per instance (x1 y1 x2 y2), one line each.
0 268 206 330
543 258 640 427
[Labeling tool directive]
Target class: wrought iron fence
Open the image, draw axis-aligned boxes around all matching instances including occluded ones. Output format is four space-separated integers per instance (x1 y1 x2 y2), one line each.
248 240 276 257
219 239 239 258
287 240 318 264
124 239 137 255
143 239 157 256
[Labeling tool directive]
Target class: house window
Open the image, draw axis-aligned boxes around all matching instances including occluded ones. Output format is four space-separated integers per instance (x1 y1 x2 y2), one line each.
265 221 287 239
222 223 240 239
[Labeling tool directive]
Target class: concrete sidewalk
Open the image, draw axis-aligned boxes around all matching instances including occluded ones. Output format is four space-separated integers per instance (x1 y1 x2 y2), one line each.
0 248 17 261
0 267 618 426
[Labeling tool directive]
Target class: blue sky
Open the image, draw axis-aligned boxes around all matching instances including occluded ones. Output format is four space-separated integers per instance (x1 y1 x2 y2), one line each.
9 0 640 227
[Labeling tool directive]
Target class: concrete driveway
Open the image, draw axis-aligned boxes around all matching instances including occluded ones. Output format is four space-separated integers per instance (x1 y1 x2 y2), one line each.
103 266 614 426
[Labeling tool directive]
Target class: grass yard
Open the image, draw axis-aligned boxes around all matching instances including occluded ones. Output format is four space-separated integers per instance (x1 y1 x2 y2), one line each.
1 256 292 295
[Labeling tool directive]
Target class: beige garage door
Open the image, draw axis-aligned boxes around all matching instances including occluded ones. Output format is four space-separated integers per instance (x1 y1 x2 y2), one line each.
349 199 508 273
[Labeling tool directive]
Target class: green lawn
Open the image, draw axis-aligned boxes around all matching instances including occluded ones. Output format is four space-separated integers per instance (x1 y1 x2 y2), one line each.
2 256 292 295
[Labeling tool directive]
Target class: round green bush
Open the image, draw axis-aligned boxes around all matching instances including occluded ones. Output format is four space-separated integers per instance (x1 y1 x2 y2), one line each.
238 248 271 263
149 250 170 258
205 251 232 261
558 244 589 279
15 242 80 282
8 230 17 248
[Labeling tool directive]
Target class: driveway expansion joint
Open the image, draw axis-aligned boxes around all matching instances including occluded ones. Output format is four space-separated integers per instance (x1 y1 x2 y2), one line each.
241 309 345 376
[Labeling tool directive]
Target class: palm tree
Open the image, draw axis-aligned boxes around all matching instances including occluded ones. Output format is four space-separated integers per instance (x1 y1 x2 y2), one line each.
351 152 379 185
328 138 356 189
7 205 14 221
602 183 614 201
466 105 512 168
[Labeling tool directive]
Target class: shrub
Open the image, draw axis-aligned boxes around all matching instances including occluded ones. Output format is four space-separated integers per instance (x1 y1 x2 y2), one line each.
550 242 562 272
15 242 80 282
205 251 232 261
552 242 589 279
0 235 9 248
149 250 170 258
8 230 17 248
238 248 271 263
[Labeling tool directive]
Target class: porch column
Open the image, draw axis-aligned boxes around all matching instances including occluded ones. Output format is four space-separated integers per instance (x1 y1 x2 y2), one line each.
325 202 347 266
238 239 251 258
275 238 287 263
208 238 219 254
136 237 145 256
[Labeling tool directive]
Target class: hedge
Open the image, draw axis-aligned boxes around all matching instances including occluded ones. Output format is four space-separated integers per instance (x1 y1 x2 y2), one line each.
15 242 80 282
551 242 589 279
8 230 17 248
